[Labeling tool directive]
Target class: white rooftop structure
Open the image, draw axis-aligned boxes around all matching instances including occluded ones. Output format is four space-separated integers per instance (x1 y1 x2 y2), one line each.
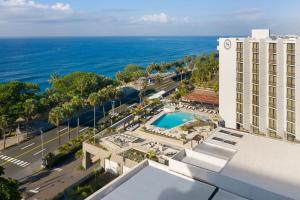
148 90 166 100
170 127 300 200
86 160 247 200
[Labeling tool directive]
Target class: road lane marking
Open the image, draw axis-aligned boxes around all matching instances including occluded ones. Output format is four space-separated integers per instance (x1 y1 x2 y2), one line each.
53 168 63 172
60 127 68 132
0 154 30 168
0 124 92 167
33 149 46 156
21 142 35 150
79 127 89 133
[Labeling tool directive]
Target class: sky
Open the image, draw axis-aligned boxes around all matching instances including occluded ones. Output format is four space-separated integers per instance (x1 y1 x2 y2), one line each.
0 0 300 37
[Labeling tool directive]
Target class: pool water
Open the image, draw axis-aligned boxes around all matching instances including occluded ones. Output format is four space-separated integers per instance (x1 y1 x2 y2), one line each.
152 112 199 129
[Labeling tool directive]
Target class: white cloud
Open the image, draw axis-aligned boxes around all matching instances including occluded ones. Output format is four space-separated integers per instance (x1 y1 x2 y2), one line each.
0 0 72 11
133 12 190 24
229 8 263 21
51 2 71 11
141 12 169 23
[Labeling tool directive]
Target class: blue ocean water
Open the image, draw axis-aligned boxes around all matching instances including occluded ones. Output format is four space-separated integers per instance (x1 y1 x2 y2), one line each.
0 37 218 90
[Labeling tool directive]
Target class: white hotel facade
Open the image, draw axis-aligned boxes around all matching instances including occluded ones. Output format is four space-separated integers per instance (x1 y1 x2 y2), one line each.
219 29 300 141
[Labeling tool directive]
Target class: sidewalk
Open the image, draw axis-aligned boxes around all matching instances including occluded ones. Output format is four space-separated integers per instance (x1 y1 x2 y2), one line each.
20 158 96 200
0 134 25 150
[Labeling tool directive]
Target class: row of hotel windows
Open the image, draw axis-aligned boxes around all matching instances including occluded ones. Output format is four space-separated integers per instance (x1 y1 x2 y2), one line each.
236 42 296 140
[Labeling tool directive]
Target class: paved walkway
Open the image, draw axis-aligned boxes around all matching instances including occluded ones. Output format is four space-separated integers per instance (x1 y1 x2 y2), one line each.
0 134 25 151
20 158 96 200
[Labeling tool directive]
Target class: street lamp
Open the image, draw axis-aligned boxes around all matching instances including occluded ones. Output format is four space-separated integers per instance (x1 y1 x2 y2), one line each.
40 129 46 169
112 100 115 115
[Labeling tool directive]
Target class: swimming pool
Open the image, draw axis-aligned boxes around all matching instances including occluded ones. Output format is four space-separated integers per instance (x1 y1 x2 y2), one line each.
151 112 205 129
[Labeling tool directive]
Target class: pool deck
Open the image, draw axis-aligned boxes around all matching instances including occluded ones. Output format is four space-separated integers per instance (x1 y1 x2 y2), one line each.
145 109 215 140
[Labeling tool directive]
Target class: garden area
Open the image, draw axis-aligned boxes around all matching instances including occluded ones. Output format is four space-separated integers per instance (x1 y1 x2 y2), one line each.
63 168 117 200
120 148 147 163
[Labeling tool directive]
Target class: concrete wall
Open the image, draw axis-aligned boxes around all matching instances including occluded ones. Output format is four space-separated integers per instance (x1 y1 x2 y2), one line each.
219 38 237 129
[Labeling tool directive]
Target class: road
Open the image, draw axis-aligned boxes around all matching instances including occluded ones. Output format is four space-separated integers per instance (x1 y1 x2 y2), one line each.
0 75 180 181
0 90 141 181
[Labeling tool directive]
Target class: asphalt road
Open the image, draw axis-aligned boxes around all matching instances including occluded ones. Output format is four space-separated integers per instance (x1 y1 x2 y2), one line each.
0 74 181 181
0 90 141 181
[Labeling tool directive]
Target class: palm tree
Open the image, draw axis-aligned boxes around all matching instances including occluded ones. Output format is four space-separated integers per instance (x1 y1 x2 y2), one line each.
71 96 85 136
48 107 65 146
139 81 148 105
49 72 59 84
62 102 74 140
88 92 100 143
0 115 8 150
98 89 108 118
24 98 38 138
116 88 124 108
154 74 163 85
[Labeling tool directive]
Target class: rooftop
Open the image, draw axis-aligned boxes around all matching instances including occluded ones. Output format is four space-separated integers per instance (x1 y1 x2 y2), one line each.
171 127 300 199
86 160 247 200
182 89 219 105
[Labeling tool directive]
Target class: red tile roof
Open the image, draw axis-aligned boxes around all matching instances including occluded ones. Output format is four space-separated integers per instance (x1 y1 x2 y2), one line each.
183 89 219 105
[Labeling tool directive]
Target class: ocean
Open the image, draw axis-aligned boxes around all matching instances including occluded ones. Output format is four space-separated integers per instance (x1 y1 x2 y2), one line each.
0 36 218 90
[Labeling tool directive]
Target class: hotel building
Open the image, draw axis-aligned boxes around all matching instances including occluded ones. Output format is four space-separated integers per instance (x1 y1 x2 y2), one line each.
219 29 300 141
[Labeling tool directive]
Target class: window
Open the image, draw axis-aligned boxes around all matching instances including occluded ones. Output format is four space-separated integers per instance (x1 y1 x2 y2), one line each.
287 43 295 55
253 42 259 52
252 74 259 84
237 42 243 51
287 88 295 100
269 119 276 130
269 64 276 75
252 105 259 116
287 122 295 134
237 63 243 72
269 75 276 86
269 108 276 119
252 95 259 105
237 93 243 102
252 84 259 95
237 83 243 92
252 127 259 134
269 43 277 53
287 77 295 88
253 64 259 73
269 54 276 64
287 99 295 111
252 115 259 126
287 55 295 65
237 72 243 82
252 53 259 63
237 113 243 124
237 103 243 113
287 111 295 123
287 66 295 76
269 97 276 108
269 86 276 97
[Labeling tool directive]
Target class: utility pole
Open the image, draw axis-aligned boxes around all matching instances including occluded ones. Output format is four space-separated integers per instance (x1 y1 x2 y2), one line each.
112 100 115 115
40 129 46 168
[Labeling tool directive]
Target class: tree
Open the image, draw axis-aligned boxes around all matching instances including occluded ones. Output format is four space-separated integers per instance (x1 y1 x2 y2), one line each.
154 74 163 85
98 89 108 118
71 96 85 136
49 73 60 84
88 92 100 143
23 98 39 137
62 102 74 140
115 88 124 107
147 150 157 160
0 115 8 150
139 81 148 105
0 166 21 200
48 107 65 146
